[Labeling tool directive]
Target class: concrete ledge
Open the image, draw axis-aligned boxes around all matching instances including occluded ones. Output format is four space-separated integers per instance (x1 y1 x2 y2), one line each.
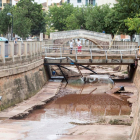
0 59 43 78
0 81 61 119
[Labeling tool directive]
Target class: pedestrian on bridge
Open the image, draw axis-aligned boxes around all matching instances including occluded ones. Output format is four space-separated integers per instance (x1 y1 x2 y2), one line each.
70 40 73 54
77 39 82 54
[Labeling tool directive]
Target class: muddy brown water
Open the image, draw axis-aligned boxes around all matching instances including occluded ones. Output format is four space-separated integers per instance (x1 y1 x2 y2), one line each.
0 81 132 140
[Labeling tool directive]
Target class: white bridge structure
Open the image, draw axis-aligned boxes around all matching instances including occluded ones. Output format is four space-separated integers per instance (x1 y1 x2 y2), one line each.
50 29 112 46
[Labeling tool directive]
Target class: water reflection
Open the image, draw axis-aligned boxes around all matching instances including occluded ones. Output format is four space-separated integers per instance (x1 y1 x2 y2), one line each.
46 93 131 118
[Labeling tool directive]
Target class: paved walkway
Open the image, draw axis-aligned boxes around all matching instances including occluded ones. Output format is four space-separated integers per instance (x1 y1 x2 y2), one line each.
59 125 130 140
0 81 61 119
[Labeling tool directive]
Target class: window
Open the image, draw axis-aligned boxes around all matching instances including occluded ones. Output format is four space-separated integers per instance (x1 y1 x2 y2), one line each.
85 0 88 5
86 0 96 6
77 0 81 3
67 0 70 3
0 0 2 7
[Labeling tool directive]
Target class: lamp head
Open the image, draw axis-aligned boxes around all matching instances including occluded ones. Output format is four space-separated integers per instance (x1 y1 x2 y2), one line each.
7 13 12 16
0 96 2 101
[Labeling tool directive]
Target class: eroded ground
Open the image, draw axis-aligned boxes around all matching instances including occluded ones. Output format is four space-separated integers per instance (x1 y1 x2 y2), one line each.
0 65 137 140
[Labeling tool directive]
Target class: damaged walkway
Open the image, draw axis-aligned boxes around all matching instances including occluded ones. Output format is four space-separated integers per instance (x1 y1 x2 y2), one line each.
0 81 61 119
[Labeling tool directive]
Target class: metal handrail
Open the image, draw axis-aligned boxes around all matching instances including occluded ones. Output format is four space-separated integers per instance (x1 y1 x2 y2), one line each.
42 47 139 52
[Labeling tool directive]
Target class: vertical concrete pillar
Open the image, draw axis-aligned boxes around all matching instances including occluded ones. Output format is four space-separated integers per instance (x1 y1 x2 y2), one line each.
33 42 35 57
10 42 14 62
0 42 5 63
30 42 32 58
36 42 41 56
24 42 27 59
38 42 41 56
18 42 22 60
35 42 37 56
81 40 83 46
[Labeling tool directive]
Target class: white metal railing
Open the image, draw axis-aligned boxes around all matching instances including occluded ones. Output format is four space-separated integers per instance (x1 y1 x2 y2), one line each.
42 45 139 62
0 41 44 63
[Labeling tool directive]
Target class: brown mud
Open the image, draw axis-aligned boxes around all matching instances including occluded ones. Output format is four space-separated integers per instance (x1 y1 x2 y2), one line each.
0 65 136 140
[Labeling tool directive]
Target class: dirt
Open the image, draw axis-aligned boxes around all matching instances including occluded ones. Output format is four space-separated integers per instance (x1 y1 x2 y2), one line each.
0 65 137 140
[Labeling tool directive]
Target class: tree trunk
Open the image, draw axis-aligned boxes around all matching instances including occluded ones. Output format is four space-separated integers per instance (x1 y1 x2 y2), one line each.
130 34 133 42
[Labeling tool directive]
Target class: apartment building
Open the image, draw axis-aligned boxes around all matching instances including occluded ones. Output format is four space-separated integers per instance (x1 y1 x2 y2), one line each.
0 0 12 10
65 0 117 7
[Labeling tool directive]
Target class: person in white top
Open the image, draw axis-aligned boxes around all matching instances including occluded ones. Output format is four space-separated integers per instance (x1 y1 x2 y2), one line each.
77 39 82 54
69 40 73 54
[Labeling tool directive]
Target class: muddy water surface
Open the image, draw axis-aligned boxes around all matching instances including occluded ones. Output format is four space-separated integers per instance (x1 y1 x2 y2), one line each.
0 81 132 140
19 82 132 140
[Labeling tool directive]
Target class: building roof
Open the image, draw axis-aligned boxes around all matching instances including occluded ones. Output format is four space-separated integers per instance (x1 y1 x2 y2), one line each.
41 2 47 7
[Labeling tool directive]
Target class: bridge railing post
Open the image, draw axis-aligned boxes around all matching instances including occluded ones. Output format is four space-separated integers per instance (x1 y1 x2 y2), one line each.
63 44 64 53
0 42 5 63
75 48 77 61
105 51 108 63
60 47 62 58
30 42 32 58
32 42 35 58
10 42 14 62
45 45 47 57
24 42 28 59
18 42 22 60
120 51 122 63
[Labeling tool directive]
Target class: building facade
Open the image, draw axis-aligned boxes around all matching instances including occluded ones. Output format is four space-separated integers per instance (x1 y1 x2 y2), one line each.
64 0 117 7
0 0 12 10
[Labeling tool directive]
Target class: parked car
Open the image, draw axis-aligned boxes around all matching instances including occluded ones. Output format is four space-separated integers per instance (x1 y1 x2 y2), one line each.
0 37 8 43
122 39 131 42
27 38 33 41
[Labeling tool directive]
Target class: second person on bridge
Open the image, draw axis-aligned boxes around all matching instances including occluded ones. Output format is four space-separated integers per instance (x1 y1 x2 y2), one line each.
77 39 82 54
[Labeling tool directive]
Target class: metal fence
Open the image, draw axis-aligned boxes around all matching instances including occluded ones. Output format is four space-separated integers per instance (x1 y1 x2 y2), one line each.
42 44 139 56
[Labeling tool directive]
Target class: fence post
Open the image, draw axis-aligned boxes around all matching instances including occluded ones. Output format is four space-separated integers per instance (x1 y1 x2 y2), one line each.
18 42 22 60
24 42 27 59
10 42 14 62
38 42 42 56
30 42 32 58
0 42 5 63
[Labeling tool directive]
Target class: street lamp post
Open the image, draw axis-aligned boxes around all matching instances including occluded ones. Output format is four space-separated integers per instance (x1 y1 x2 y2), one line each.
7 13 13 41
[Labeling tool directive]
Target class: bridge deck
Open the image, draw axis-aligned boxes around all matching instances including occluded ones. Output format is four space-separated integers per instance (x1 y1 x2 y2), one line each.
43 47 140 65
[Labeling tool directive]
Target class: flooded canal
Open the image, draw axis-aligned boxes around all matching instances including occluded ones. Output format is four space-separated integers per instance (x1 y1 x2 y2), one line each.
0 65 134 140
19 80 132 140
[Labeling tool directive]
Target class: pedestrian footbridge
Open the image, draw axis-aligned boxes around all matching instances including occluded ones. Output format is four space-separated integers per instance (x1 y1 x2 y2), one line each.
43 44 139 65
50 29 112 47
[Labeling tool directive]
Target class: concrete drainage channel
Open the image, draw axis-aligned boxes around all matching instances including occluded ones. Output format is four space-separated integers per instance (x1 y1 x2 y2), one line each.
0 65 138 140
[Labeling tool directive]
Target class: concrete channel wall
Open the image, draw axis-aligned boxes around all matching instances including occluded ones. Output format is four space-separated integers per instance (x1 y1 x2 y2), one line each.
0 59 49 110
131 60 140 140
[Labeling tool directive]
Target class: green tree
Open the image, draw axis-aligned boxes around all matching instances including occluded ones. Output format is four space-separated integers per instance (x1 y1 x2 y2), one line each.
105 0 140 39
45 11 55 37
85 4 111 32
15 0 46 36
47 2 74 31
66 6 86 30
12 6 32 38
0 5 12 35
125 15 140 34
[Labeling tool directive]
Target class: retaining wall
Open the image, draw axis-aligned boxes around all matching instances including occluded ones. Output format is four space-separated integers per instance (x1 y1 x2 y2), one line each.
0 59 49 110
131 60 140 140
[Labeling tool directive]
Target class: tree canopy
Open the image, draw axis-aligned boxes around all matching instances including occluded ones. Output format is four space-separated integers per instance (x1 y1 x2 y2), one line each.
47 2 74 31
1 0 140 38
0 0 46 38
0 5 11 35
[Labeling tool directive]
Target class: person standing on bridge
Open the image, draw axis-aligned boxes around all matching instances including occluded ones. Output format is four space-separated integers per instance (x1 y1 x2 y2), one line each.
69 40 73 54
77 39 82 54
